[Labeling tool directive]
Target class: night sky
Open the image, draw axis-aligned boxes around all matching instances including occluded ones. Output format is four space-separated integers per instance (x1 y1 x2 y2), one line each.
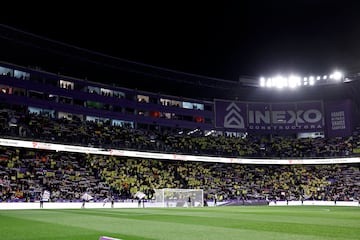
2 1 360 90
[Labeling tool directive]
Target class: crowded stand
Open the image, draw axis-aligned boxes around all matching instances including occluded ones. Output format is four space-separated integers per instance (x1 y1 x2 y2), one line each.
0 106 359 159
0 106 359 204
0 146 358 204
0 62 359 206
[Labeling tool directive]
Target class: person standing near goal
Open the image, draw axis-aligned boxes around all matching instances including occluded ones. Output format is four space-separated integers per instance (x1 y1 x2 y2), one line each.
214 194 218 207
40 190 50 208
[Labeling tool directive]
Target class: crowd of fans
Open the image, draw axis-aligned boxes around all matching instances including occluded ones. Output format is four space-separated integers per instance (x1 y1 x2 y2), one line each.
0 107 359 204
0 107 359 159
0 146 359 204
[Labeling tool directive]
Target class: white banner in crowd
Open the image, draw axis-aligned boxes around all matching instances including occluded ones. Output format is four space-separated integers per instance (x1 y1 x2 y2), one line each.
134 191 146 199
42 190 50 201
0 138 360 165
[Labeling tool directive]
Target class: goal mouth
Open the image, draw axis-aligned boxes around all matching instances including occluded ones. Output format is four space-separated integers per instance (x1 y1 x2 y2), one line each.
154 188 204 208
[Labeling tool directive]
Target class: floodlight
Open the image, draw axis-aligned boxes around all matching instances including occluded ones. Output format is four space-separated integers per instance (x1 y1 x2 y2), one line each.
283 77 288 87
323 75 327 79
266 78 272 87
274 76 287 89
333 71 343 81
317 76 321 80
309 76 314 81
260 77 266 87
309 78 315 85
289 75 300 88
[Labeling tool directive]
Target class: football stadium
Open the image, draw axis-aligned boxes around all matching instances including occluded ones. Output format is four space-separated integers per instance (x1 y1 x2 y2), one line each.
1 7 360 240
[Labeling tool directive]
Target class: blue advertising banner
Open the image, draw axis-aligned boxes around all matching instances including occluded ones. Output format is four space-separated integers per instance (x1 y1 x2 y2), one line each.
215 101 247 130
325 100 352 137
215 100 325 133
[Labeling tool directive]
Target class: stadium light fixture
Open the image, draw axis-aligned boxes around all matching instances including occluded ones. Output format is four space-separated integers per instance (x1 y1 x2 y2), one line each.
309 78 315 85
266 78 272 87
332 71 343 81
288 75 300 88
260 77 266 87
259 70 344 88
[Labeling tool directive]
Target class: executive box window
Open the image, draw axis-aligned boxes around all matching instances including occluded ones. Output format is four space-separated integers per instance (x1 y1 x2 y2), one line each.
73 99 85 107
45 94 58 102
0 66 13 76
86 116 109 124
28 90 44 100
0 85 12 94
182 101 204 110
100 88 113 97
87 86 100 94
59 80 74 90
138 110 148 116
160 98 181 107
86 101 103 109
28 106 55 118
13 87 25 96
59 96 73 104
149 97 158 104
113 90 125 99
112 119 134 127
14 70 30 80
161 112 174 119
58 112 83 121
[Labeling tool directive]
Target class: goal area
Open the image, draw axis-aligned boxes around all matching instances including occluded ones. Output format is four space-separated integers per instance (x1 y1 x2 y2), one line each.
154 188 204 207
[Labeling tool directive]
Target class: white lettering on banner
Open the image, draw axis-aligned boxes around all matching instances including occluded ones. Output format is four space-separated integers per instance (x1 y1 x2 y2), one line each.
248 109 322 124
331 111 344 117
224 102 245 129
249 124 322 130
331 111 346 130
272 111 286 123
303 109 322 123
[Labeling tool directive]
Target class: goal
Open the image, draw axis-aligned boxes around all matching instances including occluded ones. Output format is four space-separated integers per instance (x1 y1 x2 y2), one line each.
154 188 204 207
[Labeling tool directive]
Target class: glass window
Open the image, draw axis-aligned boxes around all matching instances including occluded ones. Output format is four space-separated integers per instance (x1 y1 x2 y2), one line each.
59 80 74 90
100 88 113 97
137 94 149 103
87 86 100 94
14 70 30 80
113 90 125 99
86 116 109 124
112 119 134 127
0 66 13 76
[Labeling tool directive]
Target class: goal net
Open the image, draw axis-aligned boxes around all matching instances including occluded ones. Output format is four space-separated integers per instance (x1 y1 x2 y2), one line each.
154 188 204 207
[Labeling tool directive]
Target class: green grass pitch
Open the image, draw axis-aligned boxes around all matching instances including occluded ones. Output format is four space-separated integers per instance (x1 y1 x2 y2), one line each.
0 206 359 240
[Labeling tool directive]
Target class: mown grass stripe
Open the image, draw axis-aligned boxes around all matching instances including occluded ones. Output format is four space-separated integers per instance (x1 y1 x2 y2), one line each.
0 206 358 240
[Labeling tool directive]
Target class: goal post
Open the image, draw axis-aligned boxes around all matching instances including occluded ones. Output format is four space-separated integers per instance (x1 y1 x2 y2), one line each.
154 188 204 207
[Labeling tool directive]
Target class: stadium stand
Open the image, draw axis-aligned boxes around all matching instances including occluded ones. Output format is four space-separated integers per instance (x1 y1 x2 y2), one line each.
0 61 359 205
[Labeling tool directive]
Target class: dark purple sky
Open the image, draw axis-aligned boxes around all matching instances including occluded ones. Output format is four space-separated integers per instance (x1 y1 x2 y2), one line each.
2 1 360 82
